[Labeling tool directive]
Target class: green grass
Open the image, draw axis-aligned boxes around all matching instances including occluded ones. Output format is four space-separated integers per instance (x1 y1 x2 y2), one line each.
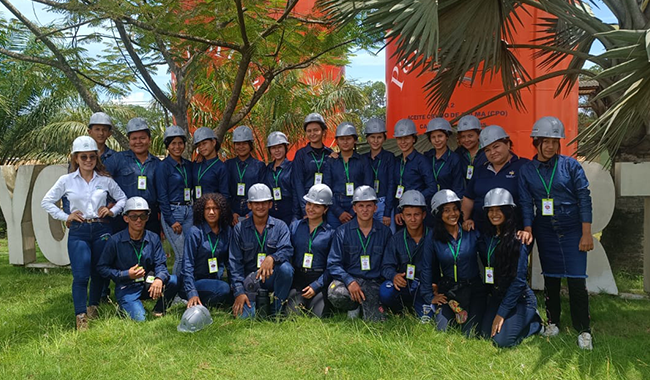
1 244 649 379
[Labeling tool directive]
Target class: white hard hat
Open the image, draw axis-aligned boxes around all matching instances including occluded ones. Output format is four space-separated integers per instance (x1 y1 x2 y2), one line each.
88 112 113 129
393 118 417 138
352 185 378 203
177 305 213 333
123 196 150 214
163 125 186 145
398 190 426 210
364 118 387 135
126 117 149 134
266 131 289 147
303 113 326 130
426 118 453 135
247 183 273 202
232 125 254 143
193 127 217 145
303 184 333 205
456 115 482 132
335 122 358 138
71 136 98 154
483 188 516 208
479 125 510 149
531 116 566 139
430 189 461 214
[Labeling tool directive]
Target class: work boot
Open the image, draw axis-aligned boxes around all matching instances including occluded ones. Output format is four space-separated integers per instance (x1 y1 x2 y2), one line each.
86 305 99 320
76 313 89 331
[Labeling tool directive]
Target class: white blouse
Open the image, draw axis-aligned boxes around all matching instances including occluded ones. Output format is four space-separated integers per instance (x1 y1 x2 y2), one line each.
41 169 127 221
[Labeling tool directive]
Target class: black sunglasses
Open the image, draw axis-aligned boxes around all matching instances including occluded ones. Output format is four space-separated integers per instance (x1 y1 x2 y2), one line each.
126 213 150 221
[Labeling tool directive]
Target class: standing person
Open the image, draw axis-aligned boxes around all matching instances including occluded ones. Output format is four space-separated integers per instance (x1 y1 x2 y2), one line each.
455 115 486 182
182 193 233 308
104 117 162 234
325 122 372 229
379 190 433 318
392 119 436 227
362 118 395 230
97 197 178 321
423 118 465 196
461 125 529 233
420 190 486 334
87 112 117 162
518 116 594 350
264 131 298 226
286 184 335 318
225 125 265 225
41 136 127 330
192 127 229 201
327 186 392 321
292 113 332 218
479 188 542 348
229 184 294 318
155 126 194 275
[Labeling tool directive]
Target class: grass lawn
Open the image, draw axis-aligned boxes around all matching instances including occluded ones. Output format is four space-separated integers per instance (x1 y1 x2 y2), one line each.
0 240 649 379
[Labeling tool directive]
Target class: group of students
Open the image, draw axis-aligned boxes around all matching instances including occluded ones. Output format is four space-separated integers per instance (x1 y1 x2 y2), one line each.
41 112 594 350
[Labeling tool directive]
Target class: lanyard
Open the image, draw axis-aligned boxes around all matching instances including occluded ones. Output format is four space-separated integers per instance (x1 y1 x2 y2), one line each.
175 164 188 187
403 227 429 263
466 152 474 165
197 159 219 184
343 158 351 182
131 240 145 264
432 150 449 182
487 237 499 267
207 233 220 258
356 228 372 255
254 228 268 252
446 229 463 264
399 159 406 185
135 159 147 175
236 160 249 183
535 157 558 198
272 168 283 187
311 151 325 172
371 159 382 181
307 222 323 253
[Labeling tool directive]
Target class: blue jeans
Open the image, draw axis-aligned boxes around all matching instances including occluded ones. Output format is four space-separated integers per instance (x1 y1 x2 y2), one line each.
115 275 179 321
161 204 193 275
374 197 396 233
180 278 232 306
240 262 294 318
67 221 112 315
480 295 542 348
379 279 427 317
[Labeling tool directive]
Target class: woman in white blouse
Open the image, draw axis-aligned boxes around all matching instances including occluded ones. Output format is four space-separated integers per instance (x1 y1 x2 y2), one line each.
42 136 127 330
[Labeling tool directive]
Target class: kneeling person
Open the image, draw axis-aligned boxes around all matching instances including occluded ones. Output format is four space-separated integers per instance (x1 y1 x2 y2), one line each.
97 197 178 321
327 186 392 321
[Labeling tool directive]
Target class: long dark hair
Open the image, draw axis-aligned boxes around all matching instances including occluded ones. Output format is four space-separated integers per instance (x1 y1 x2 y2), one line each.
484 205 520 284
433 201 463 243
193 193 232 231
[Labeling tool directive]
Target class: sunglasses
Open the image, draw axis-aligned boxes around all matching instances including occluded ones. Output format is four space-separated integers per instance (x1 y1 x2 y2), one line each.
126 213 150 221
79 154 98 161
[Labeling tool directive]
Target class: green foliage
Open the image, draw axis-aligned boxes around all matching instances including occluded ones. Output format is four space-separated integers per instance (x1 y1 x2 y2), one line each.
347 80 386 123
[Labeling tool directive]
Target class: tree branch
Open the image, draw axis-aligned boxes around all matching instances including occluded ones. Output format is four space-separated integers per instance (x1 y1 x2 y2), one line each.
234 0 250 47
215 48 253 139
0 47 63 69
261 0 299 38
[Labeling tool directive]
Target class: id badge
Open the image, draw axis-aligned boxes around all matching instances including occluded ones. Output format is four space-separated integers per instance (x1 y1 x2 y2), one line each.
208 258 218 273
395 185 405 199
137 176 147 190
302 253 314 269
257 253 266 268
195 185 202 199
145 275 155 284
273 187 282 201
542 198 554 216
237 183 246 196
314 172 323 185
406 264 416 280
135 276 144 282
374 179 380 193
466 165 474 180
184 188 191 202
360 255 370 271
485 266 494 284
345 182 355 196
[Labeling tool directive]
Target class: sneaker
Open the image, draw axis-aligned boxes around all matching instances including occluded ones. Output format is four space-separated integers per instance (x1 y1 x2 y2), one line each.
86 305 99 320
347 307 361 320
541 323 560 337
578 332 593 350
76 313 89 331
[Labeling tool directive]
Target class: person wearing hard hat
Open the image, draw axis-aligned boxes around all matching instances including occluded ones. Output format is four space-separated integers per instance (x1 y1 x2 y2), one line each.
181 193 233 309
97 197 178 321
87 112 116 162
477 188 542 348
518 116 594 350
327 186 392 321
292 113 333 218
263 131 299 226
104 117 162 234
324 122 373 229
424 118 465 196
420 189 486 334
454 115 486 182
155 126 194 275
362 118 396 230
286 184 336 318
225 125 265 225
229 183 294 318
192 127 229 202
461 125 529 233
379 190 434 318
41 136 127 330
391 119 436 228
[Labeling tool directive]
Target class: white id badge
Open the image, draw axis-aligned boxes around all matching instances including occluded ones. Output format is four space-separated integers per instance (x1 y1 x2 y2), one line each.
485 266 494 284
314 172 323 185
542 198 554 216
135 276 144 282
237 183 246 196
184 188 191 202
360 255 370 271
195 185 202 199
466 165 474 180
406 264 416 280
346 182 355 196
145 275 155 284
137 176 147 190
374 179 380 193
273 187 282 201
395 185 405 199
302 253 314 269
257 253 266 268
208 258 218 273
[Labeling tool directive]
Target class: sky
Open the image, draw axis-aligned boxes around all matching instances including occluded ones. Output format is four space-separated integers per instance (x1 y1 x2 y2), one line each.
2 1 618 104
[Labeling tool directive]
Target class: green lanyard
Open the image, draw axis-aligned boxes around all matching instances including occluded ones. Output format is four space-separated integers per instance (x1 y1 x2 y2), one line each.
254 228 268 253
135 159 147 175
466 152 474 165
311 151 325 172
237 161 249 183
446 229 463 281
343 158 351 182
487 237 499 267
399 159 406 185
432 150 449 182
131 240 145 264
371 159 382 181
308 222 323 253
207 233 220 258
404 228 429 263
356 229 372 255
535 157 558 198
197 159 219 184
272 168 283 187
175 164 188 187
